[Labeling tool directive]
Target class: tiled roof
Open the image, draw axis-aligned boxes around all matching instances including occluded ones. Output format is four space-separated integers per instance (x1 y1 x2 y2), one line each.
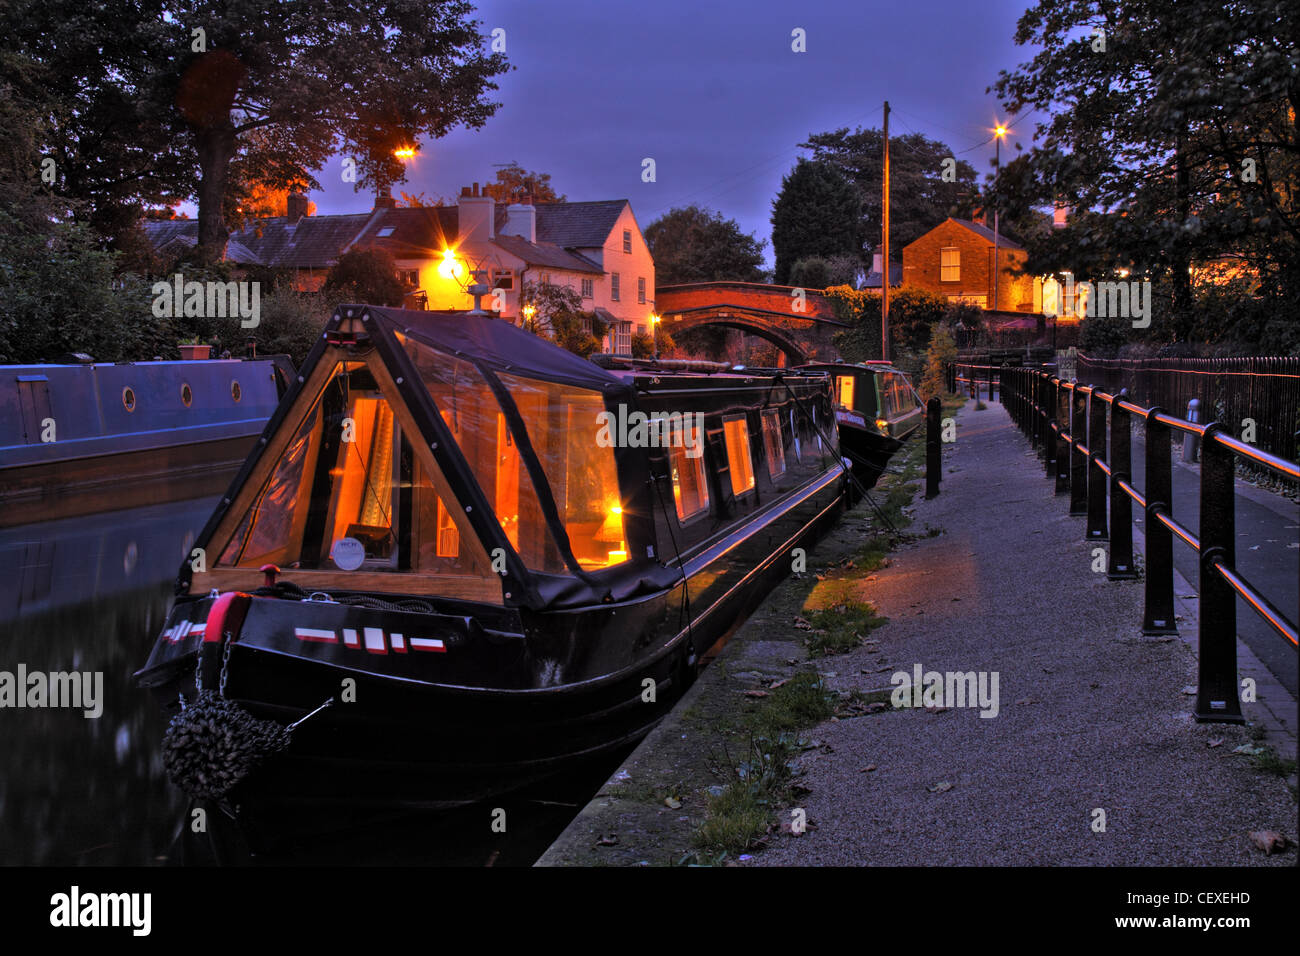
862 262 903 288
142 199 632 269
524 200 628 248
951 218 1024 250
491 235 603 273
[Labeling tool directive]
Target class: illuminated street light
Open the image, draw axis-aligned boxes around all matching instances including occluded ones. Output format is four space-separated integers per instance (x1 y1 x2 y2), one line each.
437 248 465 281
649 313 660 359
393 146 417 160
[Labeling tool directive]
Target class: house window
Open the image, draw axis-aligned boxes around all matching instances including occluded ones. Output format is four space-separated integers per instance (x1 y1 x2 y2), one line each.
581 278 594 298
615 321 632 355
637 324 647 336
941 247 960 282
493 270 514 290
948 294 987 309
611 273 620 301
722 415 755 497
623 230 632 254
762 410 786 479
397 268 419 287
667 418 709 522
637 277 646 304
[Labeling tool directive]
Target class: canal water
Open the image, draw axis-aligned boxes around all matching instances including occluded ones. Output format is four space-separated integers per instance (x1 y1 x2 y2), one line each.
0 492 623 866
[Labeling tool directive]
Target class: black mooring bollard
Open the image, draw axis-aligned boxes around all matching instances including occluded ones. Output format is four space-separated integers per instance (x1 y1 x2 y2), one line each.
925 396 941 499
1196 424 1244 723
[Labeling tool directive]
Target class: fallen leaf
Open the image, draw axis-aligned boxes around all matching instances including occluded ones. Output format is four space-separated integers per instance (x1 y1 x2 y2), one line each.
927 781 954 793
769 678 789 690
664 797 682 809
925 705 951 714
595 834 619 846
860 764 877 773
743 690 769 698
1231 744 1268 757
866 702 887 713
1181 686 1197 696
1015 697 1033 706
1207 738 1224 749
793 617 814 631
1248 830 1289 855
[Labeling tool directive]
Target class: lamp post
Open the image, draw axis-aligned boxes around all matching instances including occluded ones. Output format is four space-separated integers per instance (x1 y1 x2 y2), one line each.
992 124 1006 312
650 313 660 359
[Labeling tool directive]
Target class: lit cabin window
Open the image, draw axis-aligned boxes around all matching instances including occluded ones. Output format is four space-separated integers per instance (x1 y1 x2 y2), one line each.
215 361 500 602
666 418 708 522
761 410 785 479
497 372 628 571
722 415 755 496
835 375 855 409
941 246 960 281
400 333 629 575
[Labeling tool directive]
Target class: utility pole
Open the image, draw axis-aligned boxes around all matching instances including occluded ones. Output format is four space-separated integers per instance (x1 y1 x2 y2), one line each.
992 124 1006 312
881 100 891 363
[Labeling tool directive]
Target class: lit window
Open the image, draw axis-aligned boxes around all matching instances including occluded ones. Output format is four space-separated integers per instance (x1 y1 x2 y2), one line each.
761 411 785 479
637 277 646 304
836 375 855 409
615 321 632 355
581 278 594 298
722 416 755 496
623 230 632 254
397 268 419 287
666 419 709 522
611 273 620 301
941 247 960 282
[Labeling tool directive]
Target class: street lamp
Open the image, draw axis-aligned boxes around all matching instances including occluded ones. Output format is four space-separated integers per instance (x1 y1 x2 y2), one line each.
522 303 536 329
992 124 1007 312
649 313 660 359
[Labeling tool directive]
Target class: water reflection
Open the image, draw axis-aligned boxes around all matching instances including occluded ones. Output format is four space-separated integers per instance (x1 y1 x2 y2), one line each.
0 496 215 865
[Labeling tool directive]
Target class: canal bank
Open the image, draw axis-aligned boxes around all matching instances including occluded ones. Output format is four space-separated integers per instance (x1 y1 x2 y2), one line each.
537 397 1297 867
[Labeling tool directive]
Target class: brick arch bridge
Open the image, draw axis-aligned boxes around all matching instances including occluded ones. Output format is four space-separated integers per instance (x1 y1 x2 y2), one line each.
654 282 847 365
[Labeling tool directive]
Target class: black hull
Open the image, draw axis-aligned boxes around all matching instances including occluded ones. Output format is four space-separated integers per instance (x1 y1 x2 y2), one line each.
840 425 903 491
137 471 846 831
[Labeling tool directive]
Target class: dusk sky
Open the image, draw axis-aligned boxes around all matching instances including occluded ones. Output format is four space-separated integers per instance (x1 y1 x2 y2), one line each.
309 0 1045 267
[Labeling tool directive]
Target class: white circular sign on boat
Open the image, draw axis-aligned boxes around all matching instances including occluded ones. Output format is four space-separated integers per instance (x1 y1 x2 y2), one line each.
332 537 366 571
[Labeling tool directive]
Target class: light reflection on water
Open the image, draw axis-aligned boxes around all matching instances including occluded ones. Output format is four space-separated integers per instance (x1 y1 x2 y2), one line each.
0 495 217 865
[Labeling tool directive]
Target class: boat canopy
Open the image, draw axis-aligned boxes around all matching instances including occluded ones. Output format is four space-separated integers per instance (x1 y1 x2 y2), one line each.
185 305 680 611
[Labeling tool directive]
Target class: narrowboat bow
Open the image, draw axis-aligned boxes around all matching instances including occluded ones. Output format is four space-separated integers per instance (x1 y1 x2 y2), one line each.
136 305 848 829
797 361 924 491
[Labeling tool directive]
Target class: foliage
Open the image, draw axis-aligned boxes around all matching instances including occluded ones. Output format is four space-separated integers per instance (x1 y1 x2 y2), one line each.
644 204 767 285
631 325 675 359
800 125 980 255
3 2 511 262
248 286 345 367
673 325 731 361
324 249 407 307
521 278 606 357
826 286 948 359
482 163 564 204
993 0 1300 342
771 159 862 285
919 326 958 402
789 256 831 289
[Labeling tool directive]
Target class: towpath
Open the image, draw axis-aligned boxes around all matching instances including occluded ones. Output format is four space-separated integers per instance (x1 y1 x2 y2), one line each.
538 397 1296 866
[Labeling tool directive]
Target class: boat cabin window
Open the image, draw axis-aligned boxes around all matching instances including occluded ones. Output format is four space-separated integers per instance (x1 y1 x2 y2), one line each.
761 410 786 478
880 373 914 419
400 334 630 575
722 415 756 497
215 361 500 601
835 375 855 410
666 417 709 523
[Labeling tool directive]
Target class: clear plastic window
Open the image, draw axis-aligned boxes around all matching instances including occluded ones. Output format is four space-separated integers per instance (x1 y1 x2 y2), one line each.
723 415 755 496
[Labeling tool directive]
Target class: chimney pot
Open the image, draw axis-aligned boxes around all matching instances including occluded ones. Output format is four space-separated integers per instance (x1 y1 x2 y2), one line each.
461 185 472 197
472 182 480 197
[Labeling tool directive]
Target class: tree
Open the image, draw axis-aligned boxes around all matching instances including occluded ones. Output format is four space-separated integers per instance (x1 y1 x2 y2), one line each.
324 249 407 307
993 0 1300 342
483 163 564 204
800 126 980 259
521 279 606 357
643 205 767 285
826 287 949 359
919 327 958 402
631 326 675 358
771 159 862 285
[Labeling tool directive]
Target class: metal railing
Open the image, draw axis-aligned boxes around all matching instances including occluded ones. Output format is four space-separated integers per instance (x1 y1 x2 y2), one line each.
953 362 1299 724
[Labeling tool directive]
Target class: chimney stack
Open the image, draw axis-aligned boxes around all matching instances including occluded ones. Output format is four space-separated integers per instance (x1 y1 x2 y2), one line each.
1053 202 1070 229
457 182 495 243
286 190 310 222
500 195 537 244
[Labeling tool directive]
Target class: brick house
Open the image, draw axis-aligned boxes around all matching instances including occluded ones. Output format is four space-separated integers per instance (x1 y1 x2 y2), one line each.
901 217 1041 312
142 185 656 354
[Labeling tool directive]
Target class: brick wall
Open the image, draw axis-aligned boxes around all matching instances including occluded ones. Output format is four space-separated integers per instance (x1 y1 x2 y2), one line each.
902 219 1038 311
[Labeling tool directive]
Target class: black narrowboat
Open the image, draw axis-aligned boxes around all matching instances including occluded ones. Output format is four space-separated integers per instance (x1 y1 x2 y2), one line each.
797 361 924 491
135 305 847 834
